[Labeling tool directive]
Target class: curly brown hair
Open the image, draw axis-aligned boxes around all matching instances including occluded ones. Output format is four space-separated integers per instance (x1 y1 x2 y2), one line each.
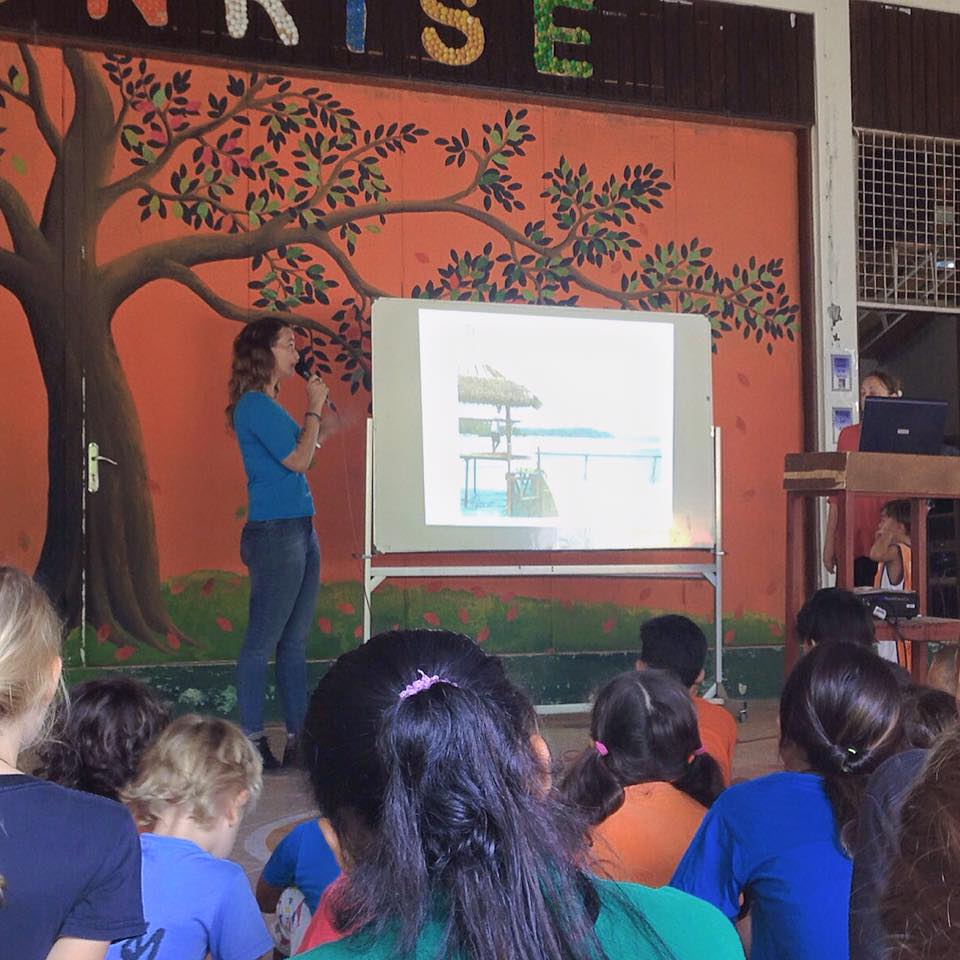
881 730 960 957
225 318 290 429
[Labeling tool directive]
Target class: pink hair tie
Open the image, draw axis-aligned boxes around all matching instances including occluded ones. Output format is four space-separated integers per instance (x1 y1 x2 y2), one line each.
594 741 609 757
694 745 707 756
399 669 459 701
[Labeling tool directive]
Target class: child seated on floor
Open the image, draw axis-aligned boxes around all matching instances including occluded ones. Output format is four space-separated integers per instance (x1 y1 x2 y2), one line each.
899 683 958 748
256 816 341 956
561 669 724 887
637 614 737 783
107 714 274 960
37 675 172 801
796 587 876 653
672 642 902 960
868 499 912 666
295 628 744 960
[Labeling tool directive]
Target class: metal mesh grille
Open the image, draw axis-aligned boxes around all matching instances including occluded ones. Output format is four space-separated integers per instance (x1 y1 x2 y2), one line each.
857 128 960 310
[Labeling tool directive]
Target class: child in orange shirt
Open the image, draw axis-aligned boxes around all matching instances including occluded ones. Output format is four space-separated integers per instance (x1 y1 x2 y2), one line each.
561 669 725 887
637 615 738 784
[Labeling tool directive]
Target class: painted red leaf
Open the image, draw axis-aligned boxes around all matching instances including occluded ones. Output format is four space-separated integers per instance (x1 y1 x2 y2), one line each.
423 611 440 626
602 617 616 634
477 626 490 644
505 606 518 622
353 625 363 639
415 252 430 264
470 585 487 597
96 624 111 643
201 577 215 597
337 602 355 615
166 631 181 650
457 607 470 624
737 373 751 386
735 416 747 433
115 645 136 661
427 581 443 593
317 617 332 634
724 629 736 644
216 616 233 632
770 622 783 637
169 581 185 595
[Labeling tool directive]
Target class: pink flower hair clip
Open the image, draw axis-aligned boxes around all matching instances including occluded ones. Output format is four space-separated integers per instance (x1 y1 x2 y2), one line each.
398 669 459 701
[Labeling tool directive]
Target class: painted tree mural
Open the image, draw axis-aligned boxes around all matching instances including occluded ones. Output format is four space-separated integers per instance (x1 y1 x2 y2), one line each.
0 43 798 649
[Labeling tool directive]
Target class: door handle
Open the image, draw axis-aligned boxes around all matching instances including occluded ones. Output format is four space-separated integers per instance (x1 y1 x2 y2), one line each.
87 442 118 494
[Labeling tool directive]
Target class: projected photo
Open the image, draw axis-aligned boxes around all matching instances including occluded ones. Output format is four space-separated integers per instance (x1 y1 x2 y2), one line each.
419 308 674 549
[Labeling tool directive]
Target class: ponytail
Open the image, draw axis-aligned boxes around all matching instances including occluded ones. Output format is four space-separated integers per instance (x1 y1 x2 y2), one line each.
561 747 626 826
672 751 724 809
561 670 723 828
779 643 901 852
304 630 664 960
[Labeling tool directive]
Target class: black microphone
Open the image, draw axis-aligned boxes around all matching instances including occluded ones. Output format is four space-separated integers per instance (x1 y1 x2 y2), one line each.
296 347 337 413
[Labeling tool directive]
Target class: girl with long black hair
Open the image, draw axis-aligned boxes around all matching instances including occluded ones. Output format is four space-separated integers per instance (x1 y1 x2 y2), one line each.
298 628 743 960
672 642 902 960
561 669 724 887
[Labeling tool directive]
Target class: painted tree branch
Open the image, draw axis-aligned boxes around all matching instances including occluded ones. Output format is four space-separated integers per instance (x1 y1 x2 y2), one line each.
159 259 370 371
16 43 63 161
0 177 49 262
100 73 266 209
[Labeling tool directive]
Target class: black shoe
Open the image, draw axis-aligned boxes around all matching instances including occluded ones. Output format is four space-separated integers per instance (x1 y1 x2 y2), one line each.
282 735 303 769
254 735 282 772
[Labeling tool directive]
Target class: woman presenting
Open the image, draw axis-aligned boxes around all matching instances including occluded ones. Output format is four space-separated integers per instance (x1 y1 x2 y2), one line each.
226 318 329 769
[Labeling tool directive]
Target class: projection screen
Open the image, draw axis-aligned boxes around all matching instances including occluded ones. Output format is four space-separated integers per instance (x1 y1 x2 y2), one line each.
371 299 715 553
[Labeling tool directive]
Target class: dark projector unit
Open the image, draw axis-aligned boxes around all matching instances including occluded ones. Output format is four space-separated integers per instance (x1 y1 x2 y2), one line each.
854 588 920 621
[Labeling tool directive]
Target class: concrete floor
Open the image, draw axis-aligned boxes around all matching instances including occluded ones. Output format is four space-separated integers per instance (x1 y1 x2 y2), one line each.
235 698 782 887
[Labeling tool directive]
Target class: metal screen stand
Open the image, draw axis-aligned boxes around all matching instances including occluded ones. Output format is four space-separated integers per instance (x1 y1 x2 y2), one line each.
363 420 726 707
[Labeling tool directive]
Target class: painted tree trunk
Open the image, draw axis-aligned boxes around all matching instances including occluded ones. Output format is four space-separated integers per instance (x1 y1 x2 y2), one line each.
32 293 179 649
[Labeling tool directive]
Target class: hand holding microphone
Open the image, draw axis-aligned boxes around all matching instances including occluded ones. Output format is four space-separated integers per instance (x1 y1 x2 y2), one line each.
297 346 337 413
306 374 329 414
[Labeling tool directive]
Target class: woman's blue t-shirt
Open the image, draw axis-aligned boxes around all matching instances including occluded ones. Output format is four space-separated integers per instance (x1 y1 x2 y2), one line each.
670 771 851 960
234 391 314 521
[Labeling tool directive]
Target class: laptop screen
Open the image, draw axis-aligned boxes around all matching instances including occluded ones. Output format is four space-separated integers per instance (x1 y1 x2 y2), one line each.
858 397 947 455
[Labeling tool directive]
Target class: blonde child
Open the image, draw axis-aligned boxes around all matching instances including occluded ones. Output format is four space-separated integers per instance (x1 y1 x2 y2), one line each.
0 566 145 960
107 714 273 960
869 499 912 667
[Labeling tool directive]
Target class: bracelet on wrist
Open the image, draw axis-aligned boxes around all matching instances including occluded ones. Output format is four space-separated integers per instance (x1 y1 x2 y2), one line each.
304 411 322 424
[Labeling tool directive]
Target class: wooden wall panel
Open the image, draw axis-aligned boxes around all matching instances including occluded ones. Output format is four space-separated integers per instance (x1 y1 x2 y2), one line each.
852 1 960 138
0 0 815 124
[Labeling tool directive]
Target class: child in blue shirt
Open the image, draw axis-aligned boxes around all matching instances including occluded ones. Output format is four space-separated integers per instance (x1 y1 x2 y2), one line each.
108 714 274 960
671 642 902 960
256 818 341 955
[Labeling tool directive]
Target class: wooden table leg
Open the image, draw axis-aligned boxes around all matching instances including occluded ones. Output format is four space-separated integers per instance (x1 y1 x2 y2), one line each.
838 492 855 589
911 639 928 684
785 491 805 673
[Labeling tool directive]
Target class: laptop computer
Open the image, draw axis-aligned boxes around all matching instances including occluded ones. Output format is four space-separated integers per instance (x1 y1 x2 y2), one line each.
858 397 948 455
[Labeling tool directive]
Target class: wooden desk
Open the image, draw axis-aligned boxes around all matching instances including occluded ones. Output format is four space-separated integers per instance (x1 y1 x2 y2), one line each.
784 452 960 671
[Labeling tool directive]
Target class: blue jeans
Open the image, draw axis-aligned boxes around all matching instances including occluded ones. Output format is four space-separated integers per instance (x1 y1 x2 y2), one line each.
237 516 320 737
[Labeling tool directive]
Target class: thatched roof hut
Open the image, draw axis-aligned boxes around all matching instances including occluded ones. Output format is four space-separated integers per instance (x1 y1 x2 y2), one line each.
457 363 541 410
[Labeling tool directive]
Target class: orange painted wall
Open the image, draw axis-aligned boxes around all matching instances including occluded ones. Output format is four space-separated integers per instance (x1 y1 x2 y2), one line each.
0 43 801 644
